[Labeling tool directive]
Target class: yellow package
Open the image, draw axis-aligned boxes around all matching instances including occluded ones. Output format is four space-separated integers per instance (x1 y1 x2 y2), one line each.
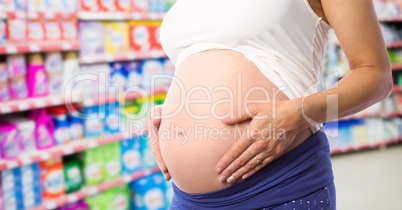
104 21 130 55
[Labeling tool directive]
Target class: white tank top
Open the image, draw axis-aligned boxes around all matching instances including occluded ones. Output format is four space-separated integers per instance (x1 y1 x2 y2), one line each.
160 0 332 131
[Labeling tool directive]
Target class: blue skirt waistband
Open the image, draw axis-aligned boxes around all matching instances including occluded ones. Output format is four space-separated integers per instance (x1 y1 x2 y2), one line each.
171 129 334 209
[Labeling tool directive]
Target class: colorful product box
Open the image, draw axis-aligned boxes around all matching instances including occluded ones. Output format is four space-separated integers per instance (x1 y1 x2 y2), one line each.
79 22 105 55
104 21 130 55
149 21 162 51
7 19 27 42
82 147 105 186
120 137 142 174
128 21 151 52
39 158 66 200
44 20 62 41
124 61 142 88
131 172 168 210
61 20 78 40
27 20 45 41
104 101 121 134
83 105 105 138
0 121 22 160
101 142 122 181
140 59 165 90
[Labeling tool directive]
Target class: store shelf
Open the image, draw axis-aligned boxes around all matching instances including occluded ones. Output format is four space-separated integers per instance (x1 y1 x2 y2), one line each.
0 86 168 114
378 16 402 22
336 111 402 121
0 40 80 55
392 85 402 93
0 133 125 171
392 64 402 71
330 141 388 155
386 40 402 48
31 166 160 210
78 12 165 21
80 50 166 64
0 95 81 115
6 11 77 19
330 136 402 155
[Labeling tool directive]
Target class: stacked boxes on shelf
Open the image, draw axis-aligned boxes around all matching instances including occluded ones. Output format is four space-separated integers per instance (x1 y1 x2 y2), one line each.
0 0 177 209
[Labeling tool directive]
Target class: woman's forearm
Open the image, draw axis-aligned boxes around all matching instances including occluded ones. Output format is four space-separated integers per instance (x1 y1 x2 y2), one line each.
299 65 392 129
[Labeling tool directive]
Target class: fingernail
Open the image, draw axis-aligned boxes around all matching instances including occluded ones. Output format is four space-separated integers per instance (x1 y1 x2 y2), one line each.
216 167 223 174
242 174 249 179
218 175 226 183
227 176 235 183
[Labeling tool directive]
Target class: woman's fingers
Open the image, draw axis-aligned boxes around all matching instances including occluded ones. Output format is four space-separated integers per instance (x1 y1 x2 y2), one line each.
148 105 171 181
217 139 269 184
151 105 163 127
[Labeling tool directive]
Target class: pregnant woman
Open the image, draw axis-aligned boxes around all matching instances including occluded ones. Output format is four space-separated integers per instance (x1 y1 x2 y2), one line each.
149 0 392 209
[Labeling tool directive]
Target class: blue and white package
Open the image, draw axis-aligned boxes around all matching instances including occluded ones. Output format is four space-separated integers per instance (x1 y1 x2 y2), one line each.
120 137 142 174
2 168 21 192
131 172 169 210
124 61 142 89
3 189 24 210
83 105 105 138
109 62 127 89
139 134 158 170
104 102 121 134
21 184 42 209
140 59 165 90
19 163 40 186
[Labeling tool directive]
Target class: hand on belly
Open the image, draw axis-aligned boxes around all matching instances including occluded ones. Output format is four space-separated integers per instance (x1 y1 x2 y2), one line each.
153 50 312 194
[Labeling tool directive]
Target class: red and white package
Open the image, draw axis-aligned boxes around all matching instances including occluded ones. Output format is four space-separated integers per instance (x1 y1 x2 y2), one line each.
7 19 27 42
128 21 151 52
44 20 62 41
27 20 45 41
60 20 78 40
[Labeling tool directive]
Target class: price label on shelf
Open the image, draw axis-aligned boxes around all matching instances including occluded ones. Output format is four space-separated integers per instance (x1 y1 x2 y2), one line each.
29 44 41 52
6 45 18 54
62 42 72 50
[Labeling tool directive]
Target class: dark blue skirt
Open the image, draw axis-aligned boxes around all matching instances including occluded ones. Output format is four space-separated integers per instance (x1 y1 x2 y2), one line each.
170 129 335 209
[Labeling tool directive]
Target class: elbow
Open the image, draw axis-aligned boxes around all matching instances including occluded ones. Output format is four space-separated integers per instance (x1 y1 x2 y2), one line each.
379 66 393 100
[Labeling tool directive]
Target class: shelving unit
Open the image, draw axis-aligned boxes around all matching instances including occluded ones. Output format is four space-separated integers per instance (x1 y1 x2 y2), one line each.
78 12 165 21
0 133 125 171
0 1 171 209
0 40 80 54
80 50 166 64
5 11 77 20
31 167 160 210
0 87 168 115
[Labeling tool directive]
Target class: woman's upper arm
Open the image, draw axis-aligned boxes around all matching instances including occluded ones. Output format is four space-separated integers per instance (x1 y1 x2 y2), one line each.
321 0 391 71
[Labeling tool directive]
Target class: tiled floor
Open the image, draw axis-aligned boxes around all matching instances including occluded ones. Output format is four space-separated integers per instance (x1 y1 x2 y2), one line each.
331 144 402 210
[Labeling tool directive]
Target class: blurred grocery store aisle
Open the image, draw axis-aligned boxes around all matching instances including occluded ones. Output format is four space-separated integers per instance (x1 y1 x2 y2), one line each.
331 144 402 210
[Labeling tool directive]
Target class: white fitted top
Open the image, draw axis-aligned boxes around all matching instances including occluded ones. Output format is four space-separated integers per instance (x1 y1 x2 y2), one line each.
160 0 332 131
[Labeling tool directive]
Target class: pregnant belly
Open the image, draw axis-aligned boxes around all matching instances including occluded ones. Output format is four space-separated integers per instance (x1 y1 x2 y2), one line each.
159 50 308 194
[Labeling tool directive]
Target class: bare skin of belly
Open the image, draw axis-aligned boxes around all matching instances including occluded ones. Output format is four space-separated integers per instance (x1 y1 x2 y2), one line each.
158 50 312 194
